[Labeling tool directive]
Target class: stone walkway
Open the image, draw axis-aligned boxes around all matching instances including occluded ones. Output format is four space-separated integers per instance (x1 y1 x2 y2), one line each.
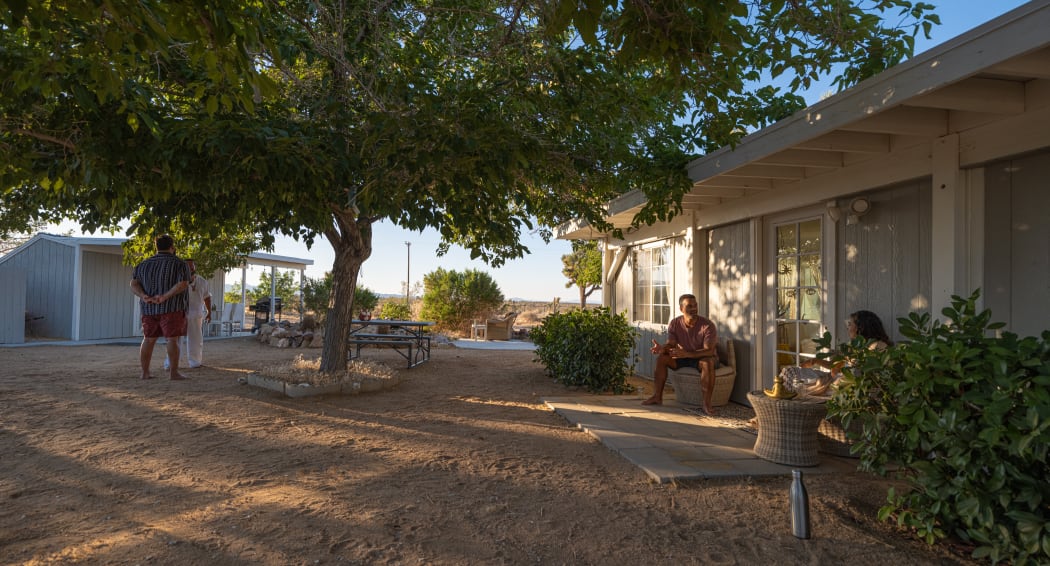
544 395 858 483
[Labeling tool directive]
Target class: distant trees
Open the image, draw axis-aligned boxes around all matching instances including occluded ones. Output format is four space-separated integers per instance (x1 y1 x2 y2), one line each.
562 240 603 307
420 268 504 334
0 219 48 255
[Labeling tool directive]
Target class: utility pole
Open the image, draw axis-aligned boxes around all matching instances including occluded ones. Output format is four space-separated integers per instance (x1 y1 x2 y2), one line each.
404 241 411 303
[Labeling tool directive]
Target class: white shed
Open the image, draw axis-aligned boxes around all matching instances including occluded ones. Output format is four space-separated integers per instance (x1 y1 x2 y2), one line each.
0 234 314 343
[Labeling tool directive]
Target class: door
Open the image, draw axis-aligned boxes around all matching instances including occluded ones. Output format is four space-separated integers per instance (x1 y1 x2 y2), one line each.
772 216 827 373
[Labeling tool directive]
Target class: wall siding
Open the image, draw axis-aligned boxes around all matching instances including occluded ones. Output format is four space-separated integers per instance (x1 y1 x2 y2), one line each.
0 269 27 343
984 149 1050 336
837 180 932 343
3 239 75 338
79 251 137 340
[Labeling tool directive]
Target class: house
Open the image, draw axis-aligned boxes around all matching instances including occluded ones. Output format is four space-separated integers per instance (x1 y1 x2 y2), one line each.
556 1 1050 404
0 234 313 344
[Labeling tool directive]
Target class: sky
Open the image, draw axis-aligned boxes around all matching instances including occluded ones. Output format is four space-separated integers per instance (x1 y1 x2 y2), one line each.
49 0 1029 302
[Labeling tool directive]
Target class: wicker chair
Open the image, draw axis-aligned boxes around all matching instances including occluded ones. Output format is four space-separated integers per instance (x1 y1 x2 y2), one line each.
817 415 862 458
668 337 737 407
485 312 517 341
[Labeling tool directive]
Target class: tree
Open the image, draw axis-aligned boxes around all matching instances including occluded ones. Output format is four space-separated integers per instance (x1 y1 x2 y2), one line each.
301 272 334 321
0 218 48 255
251 270 299 305
1 1 939 372
562 240 603 307
420 268 504 334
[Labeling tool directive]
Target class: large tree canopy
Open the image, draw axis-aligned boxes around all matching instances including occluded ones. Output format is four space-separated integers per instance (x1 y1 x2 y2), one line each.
0 0 938 370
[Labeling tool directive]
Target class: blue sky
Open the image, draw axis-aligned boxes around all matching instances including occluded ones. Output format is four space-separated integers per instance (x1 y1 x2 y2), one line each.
55 0 1030 302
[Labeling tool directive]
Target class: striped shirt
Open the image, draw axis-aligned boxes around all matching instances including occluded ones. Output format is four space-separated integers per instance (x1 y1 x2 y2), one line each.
132 252 190 316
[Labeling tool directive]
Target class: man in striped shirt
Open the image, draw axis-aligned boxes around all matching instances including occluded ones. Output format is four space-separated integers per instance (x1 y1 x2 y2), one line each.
130 234 191 380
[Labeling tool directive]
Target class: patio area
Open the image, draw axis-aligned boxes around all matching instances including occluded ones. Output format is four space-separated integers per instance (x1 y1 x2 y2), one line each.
544 395 858 483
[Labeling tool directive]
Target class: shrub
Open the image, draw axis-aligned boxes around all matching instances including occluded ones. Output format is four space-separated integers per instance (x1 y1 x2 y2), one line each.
828 290 1050 564
302 272 333 321
419 268 503 333
353 285 379 315
530 307 636 394
379 301 413 320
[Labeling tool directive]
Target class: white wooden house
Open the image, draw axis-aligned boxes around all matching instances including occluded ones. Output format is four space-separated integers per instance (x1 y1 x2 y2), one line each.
557 1 1050 404
0 234 313 344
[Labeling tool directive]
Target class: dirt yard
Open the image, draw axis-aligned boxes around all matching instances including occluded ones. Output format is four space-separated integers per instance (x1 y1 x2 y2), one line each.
0 338 974 565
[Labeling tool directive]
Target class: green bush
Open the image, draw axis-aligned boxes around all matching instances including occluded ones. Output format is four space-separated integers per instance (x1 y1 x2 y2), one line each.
353 285 379 313
379 300 413 320
828 290 1050 564
419 268 503 333
530 307 636 394
302 272 333 320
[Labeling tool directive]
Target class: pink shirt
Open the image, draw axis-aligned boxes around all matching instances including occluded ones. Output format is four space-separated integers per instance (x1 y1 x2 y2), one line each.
667 315 717 354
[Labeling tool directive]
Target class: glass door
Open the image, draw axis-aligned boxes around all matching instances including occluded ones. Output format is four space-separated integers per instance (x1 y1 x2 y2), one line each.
774 218 824 371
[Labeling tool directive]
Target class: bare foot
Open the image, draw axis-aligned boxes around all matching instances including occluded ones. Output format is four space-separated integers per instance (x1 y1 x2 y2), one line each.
170 373 190 381
702 405 716 416
641 397 662 406
140 374 153 380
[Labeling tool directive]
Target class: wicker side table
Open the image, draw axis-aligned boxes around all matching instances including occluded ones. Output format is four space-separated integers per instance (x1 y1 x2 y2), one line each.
747 391 828 467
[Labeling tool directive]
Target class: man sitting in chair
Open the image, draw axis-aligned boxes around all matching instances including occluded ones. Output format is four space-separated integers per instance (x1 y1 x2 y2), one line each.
643 293 719 415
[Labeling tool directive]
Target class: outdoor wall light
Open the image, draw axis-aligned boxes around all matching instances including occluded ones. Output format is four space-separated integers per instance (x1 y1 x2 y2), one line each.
846 197 871 225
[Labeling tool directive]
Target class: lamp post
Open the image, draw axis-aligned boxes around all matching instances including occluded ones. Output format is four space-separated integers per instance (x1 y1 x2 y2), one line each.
404 241 411 304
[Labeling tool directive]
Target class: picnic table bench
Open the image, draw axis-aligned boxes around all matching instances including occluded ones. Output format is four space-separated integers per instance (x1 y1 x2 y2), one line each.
347 320 434 368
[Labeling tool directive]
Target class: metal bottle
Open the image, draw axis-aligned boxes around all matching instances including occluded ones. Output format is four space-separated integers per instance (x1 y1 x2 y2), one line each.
790 469 811 539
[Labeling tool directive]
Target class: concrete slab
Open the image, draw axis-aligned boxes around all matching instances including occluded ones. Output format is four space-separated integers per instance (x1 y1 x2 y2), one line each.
545 394 859 483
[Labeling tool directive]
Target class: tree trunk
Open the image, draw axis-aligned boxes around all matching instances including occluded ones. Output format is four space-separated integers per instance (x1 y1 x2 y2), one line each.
319 208 373 373
579 285 586 308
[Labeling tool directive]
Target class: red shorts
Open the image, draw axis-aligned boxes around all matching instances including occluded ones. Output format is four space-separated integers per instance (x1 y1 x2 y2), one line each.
141 311 188 338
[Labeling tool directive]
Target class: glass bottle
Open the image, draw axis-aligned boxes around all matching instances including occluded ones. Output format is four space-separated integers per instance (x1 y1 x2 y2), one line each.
790 469 811 539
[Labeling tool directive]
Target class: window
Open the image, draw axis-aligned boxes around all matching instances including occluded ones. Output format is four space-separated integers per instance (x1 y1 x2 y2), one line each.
633 242 671 323
775 219 823 370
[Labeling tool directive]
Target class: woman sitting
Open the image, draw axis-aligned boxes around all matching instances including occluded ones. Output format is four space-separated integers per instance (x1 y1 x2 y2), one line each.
786 310 892 396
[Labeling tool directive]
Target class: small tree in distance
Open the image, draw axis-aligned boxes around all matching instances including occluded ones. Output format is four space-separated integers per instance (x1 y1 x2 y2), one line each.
420 268 504 334
562 240 603 307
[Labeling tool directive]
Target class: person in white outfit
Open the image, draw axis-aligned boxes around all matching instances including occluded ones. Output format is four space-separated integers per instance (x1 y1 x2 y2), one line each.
165 258 212 369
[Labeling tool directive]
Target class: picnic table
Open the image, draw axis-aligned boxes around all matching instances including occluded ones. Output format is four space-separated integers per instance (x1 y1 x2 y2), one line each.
348 319 434 368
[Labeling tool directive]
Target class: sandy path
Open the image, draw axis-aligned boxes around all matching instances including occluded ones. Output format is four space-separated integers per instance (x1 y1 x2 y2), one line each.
0 338 972 565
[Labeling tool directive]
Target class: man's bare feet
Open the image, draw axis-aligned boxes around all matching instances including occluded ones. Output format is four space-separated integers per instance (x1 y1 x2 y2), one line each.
140 374 153 380
702 405 716 416
641 397 662 405
170 373 190 381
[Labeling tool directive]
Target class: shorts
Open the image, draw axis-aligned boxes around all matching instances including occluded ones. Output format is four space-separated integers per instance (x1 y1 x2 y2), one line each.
142 311 188 338
672 356 720 370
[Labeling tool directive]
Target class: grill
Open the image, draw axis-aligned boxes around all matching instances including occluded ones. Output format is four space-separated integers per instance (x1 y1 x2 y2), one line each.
249 297 283 331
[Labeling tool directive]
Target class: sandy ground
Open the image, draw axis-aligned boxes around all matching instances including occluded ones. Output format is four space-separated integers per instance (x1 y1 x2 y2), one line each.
0 337 974 565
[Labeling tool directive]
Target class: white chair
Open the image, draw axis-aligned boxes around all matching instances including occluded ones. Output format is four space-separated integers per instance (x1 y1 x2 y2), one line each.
222 302 244 335
207 303 229 336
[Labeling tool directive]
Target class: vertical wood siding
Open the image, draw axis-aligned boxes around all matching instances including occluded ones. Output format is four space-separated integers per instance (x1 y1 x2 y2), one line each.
837 181 932 343
0 269 27 343
708 222 754 402
984 149 1050 336
3 239 75 338
79 251 136 340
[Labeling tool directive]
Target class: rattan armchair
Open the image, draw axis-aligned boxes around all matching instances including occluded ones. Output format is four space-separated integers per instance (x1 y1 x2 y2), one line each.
485 312 517 341
668 337 737 407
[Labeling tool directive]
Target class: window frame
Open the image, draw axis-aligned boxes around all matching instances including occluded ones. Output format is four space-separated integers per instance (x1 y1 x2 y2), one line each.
632 240 673 324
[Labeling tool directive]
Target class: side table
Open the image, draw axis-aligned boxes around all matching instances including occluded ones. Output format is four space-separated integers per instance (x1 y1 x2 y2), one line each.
747 391 828 467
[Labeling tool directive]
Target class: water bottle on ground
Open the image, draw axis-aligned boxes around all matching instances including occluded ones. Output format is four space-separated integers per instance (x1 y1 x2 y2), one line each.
790 469 811 539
